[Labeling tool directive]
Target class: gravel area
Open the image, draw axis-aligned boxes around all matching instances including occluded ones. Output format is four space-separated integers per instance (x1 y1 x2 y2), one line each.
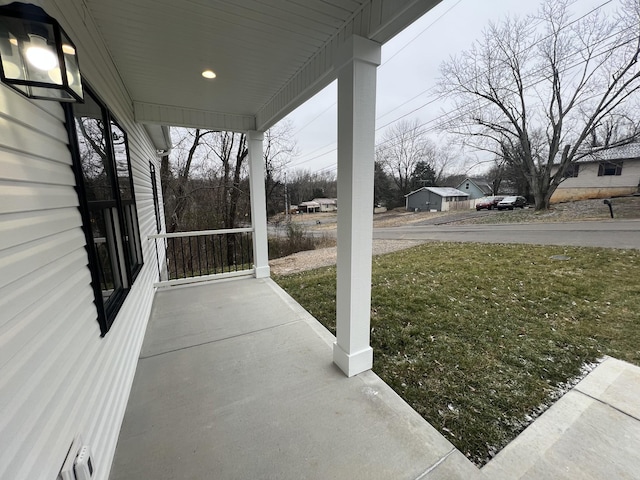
269 239 425 276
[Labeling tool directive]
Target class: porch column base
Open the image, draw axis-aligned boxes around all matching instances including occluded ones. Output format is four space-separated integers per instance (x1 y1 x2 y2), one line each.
332 343 373 377
255 265 271 279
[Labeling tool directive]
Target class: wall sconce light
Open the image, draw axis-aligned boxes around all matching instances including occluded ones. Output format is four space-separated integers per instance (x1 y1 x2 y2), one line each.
0 2 83 102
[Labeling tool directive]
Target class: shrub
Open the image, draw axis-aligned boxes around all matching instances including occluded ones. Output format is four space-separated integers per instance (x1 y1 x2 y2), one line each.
268 222 334 259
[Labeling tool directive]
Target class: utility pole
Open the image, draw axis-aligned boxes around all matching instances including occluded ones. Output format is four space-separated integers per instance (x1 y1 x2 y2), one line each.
284 171 289 222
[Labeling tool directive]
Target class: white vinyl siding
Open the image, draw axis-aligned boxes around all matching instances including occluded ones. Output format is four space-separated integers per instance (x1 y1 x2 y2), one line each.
557 160 640 189
551 159 640 201
0 64 162 480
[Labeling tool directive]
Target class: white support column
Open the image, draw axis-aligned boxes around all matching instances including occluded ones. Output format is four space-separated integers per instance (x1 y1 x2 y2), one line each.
332 36 381 377
247 130 270 278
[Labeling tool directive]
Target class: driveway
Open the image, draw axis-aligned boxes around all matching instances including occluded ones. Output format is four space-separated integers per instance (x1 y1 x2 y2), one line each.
373 220 640 249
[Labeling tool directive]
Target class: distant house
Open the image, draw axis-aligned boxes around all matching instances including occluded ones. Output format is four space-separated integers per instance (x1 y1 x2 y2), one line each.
299 198 337 213
315 198 338 212
405 187 470 212
455 177 493 200
551 144 640 202
299 200 320 213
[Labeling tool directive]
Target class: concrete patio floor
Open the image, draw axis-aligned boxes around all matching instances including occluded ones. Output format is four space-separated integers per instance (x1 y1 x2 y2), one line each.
109 277 640 480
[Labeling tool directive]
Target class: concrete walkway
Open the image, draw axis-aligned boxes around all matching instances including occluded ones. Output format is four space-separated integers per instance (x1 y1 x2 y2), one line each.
109 278 640 480
109 278 477 480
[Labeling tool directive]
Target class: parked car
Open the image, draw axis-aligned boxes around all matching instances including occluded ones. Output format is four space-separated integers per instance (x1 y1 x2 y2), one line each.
475 196 504 211
497 196 527 210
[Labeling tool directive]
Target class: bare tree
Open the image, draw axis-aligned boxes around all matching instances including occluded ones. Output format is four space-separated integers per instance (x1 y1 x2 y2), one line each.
163 123 299 231
485 154 512 196
431 138 459 184
286 169 337 205
439 0 640 210
589 112 639 147
204 131 248 230
376 119 437 196
162 128 216 232
264 120 298 215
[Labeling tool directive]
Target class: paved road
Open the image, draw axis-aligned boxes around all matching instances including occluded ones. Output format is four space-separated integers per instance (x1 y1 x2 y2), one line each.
373 220 640 249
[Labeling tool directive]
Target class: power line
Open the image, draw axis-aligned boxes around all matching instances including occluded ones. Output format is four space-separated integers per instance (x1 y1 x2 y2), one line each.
335 5 631 160
287 0 463 141
287 0 562 167
374 0 555 123
291 102 335 137
375 0 615 132
380 0 464 67
377 28 638 151
287 141 337 168
305 27 638 175
293 0 619 174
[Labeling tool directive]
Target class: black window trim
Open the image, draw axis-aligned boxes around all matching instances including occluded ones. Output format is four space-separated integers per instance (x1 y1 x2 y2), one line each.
563 163 580 178
65 103 109 335
112 119 144 283
65 85 143 335
149 161 162 234
598 161 623 176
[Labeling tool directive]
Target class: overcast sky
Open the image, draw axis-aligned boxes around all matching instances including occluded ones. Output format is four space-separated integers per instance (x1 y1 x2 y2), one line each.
279 0 616 177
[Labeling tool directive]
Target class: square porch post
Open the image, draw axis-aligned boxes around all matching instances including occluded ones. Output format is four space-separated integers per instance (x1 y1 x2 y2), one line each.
333 36 381 377
248 130 270 278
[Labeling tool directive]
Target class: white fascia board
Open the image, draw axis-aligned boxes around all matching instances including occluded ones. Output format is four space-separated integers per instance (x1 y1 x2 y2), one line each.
134 101 256 133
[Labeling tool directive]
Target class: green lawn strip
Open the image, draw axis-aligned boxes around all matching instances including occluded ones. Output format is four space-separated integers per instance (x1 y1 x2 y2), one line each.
274 242 640 466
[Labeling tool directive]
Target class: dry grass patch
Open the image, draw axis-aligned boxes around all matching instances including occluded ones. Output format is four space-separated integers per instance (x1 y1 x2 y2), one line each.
268 222 335 260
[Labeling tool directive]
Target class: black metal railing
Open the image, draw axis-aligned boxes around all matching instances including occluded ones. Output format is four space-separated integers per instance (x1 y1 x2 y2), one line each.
150 228 254 285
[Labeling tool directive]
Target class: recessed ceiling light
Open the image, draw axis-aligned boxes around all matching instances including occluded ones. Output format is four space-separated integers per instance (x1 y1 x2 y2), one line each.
202 70 216 79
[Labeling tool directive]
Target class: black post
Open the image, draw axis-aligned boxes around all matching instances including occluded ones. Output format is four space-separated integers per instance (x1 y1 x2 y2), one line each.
603 199 614 218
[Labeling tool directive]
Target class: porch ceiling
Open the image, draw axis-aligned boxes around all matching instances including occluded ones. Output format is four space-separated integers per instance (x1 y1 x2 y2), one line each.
75 0 442 131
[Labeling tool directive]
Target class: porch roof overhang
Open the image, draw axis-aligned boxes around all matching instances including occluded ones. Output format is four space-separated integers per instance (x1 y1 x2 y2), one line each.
15 0 442 135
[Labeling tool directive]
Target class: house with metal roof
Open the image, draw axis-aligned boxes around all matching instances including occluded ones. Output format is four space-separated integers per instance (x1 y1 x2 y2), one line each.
405 186 470 212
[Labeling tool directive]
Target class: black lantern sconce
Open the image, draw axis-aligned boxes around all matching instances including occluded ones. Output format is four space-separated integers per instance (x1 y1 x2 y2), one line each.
0 2 83 102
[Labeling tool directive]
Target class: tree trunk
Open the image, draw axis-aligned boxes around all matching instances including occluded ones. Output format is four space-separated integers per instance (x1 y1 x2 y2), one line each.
220 133 247 266
167 129 210 232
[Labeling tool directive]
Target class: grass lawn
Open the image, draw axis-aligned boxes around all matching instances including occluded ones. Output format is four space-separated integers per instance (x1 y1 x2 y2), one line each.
274 242 640 466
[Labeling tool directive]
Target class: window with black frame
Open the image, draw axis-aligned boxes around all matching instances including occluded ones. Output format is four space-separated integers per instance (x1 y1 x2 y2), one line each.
69 87 143 333
598 161 623 176
149 161 162 234
563 163 580 178
112 121 143 279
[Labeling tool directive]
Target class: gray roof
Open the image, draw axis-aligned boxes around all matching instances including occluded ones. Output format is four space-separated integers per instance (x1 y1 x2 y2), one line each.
405 187 469 198
554 143 640 164
581 143 640 162
456 177 493 194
